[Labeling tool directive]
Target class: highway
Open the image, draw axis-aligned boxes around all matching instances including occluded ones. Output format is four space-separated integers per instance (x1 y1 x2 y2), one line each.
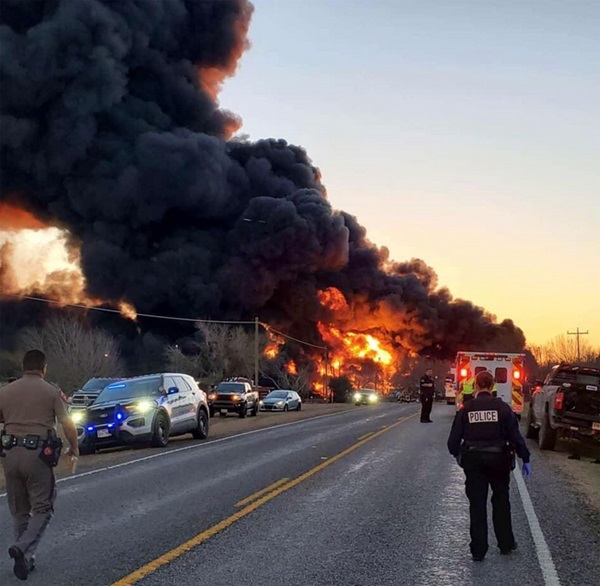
0 403 598 585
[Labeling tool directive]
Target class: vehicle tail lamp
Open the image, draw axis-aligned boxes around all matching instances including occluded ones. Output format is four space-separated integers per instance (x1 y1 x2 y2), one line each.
554 392 564 411
514 370 521 380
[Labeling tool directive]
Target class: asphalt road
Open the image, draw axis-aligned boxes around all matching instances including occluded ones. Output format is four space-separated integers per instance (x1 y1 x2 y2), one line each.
0 403 598 586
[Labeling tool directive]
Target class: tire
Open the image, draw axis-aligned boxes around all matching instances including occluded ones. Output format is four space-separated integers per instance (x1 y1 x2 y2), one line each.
192 409 209 440
525 405 539 439
539 410 557 451
251 402 258 417
296 402 302 411
284 404 289 412
151 411 170 447
239 403 247 418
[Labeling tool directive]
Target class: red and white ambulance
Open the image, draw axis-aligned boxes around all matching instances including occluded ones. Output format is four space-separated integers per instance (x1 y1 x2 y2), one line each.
454 351 526 418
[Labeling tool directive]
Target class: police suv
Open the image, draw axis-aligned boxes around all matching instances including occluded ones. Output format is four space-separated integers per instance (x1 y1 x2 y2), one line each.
70 373 210 453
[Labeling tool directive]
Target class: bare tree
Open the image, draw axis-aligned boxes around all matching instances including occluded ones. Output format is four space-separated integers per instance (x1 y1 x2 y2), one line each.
19 314 124 393
269 359 313 398
164 323 267 385
529 335 599 368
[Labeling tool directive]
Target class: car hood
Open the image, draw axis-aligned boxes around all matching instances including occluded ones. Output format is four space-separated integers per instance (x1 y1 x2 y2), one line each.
263 398 287 404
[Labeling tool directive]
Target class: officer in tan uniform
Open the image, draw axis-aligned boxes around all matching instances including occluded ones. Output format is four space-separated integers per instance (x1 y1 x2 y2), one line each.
0 350 79 581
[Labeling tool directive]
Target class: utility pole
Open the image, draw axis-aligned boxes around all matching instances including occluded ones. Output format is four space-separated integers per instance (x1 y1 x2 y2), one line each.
254 316 259 387
324 349 330 402
567 327 589 362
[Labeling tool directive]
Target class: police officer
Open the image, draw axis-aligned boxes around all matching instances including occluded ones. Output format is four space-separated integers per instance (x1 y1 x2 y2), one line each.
447 370 531 562
0 350 79 581
419 368 435 423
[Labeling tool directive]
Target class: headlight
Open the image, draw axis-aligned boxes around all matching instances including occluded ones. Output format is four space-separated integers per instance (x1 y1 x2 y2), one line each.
126 400 155 414
354 393 361 401
232 394 241 401
71 411 85 424
276 401 285 406
209 393 217 400
369 394 378 402
259 400 264 406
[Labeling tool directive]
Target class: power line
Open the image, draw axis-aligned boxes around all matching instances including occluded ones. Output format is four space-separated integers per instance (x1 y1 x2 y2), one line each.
5 293 327 350
263 324 328 350
7 294 256 325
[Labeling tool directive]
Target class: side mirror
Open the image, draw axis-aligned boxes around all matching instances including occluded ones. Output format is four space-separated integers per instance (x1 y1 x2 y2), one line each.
167 386 179 395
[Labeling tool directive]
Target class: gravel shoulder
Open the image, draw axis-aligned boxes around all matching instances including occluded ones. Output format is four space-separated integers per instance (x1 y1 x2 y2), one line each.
0 402 355 491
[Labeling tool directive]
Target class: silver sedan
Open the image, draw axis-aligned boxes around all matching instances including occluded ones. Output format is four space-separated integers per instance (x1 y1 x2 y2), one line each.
259 390 302 412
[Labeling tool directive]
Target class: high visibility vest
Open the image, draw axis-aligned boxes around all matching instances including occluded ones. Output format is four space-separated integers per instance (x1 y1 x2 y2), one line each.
463 378 475 396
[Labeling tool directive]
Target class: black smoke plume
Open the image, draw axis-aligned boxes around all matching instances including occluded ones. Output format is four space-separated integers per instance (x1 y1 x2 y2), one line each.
0 0 525 364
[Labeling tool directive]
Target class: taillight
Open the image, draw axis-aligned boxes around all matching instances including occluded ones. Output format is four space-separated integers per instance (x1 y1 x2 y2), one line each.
554 392 564 411
460 368 468 378
514 370 521 380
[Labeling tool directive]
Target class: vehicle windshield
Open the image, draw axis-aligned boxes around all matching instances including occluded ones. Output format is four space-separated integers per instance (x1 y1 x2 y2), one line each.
82 378 120 391
266 391 288 399
216 382 246 393
96 377 162 402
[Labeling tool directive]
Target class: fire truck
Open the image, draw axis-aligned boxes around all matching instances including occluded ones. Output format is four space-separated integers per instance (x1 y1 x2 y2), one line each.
454 351 526 418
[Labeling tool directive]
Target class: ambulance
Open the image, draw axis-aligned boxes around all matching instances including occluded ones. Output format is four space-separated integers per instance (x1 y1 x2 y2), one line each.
444 366 457 405
455 351 526 418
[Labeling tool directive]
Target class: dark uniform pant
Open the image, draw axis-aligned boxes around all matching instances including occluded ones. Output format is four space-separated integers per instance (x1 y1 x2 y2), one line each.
463 451 514 558
2 446 56 561
420 394 433 421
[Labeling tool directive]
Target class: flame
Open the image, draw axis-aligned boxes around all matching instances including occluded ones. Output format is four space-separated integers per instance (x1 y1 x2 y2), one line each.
265 343 279 359
0 205 137 321
286 360 298 375
317 287 349 312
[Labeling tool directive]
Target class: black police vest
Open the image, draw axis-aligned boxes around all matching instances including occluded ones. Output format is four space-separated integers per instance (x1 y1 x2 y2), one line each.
462 395 506 447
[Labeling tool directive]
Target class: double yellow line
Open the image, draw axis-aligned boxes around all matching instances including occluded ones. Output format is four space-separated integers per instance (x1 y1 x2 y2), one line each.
112 412 417 585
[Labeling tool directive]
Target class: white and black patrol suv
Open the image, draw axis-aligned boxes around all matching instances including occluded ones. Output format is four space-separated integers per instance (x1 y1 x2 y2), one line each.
71 373 210 454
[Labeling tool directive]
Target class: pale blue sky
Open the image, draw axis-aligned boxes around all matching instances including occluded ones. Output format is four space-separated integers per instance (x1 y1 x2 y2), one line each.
220 0 600 345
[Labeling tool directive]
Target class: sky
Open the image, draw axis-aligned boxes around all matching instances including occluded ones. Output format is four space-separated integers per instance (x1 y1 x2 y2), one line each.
219 0 600 347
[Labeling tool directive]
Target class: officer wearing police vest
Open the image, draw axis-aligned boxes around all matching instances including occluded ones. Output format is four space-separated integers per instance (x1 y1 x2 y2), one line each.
0 350 79 581
447 370 531 562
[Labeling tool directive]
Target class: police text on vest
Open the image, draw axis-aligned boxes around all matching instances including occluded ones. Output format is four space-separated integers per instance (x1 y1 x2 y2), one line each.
468 410 499 423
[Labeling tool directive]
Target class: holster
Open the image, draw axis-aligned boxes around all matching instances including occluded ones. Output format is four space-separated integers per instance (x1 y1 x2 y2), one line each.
39 430 63 467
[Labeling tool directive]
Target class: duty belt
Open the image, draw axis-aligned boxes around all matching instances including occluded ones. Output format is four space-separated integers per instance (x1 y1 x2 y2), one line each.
2 434 42 449
464 445 504 454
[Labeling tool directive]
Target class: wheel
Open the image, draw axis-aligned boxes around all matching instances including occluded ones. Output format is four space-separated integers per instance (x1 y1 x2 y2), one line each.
284 404 289 412
192 409 209 440
538 410 557 450
525 405 539 439
296 402 302 411
151 411 170 447
239 403 247 418
251 402 258 416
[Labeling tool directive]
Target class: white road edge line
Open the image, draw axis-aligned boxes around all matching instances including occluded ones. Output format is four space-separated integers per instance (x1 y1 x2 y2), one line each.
514 470 561 586
0 405 415 499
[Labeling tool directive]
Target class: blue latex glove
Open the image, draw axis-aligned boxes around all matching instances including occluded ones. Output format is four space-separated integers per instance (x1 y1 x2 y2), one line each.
522 462 531 478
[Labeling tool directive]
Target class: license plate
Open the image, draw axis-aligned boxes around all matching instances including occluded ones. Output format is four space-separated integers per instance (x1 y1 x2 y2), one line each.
220 409 228 415
592 422 600 431
97 428 112 439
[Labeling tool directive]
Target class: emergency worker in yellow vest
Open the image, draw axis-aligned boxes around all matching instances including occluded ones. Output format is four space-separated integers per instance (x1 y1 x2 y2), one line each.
447 370 531 562
462 376 476 405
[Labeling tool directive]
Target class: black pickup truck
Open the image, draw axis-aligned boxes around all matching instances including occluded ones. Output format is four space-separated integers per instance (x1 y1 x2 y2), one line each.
208 379 260 418
526 364 600 450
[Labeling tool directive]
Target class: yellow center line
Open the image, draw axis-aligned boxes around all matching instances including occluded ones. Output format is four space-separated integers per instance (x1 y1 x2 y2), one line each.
111 411 419 586
235 477 289 508
357 432 373 440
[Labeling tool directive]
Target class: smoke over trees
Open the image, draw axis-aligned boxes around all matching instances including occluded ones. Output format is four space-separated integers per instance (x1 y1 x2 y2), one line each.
1 0 526 373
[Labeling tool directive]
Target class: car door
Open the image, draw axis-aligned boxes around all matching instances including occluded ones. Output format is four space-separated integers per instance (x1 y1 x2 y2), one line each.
174 375 196 429
163 376 186 431
288 392 297 410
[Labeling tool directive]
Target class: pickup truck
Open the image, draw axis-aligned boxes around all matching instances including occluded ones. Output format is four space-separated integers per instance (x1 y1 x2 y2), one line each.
526 364 600 450
208 378 260 418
